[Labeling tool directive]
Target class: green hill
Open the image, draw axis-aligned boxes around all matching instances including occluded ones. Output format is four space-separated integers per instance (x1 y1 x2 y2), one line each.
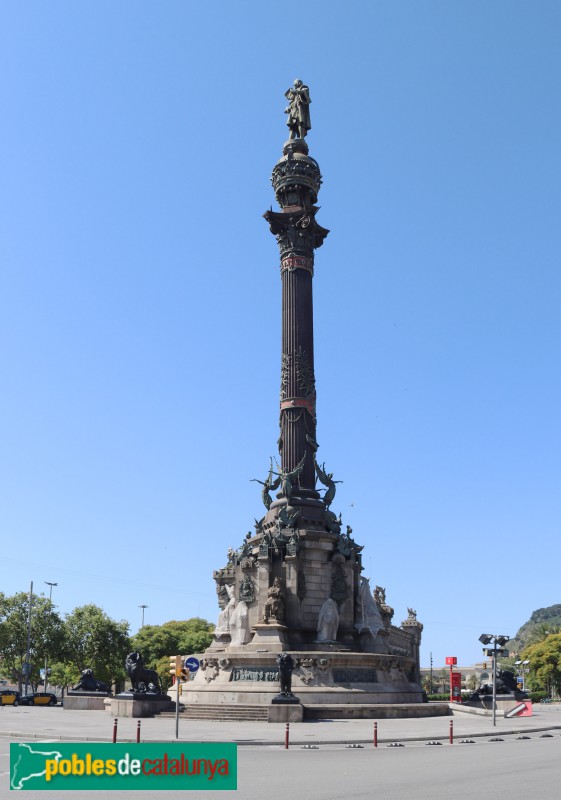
508 604 561 653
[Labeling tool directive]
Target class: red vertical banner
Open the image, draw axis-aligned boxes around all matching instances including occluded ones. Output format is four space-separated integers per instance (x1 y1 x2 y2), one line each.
451 671 462 702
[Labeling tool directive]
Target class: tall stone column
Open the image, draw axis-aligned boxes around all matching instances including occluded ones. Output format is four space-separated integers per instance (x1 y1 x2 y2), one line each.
264 138 329 504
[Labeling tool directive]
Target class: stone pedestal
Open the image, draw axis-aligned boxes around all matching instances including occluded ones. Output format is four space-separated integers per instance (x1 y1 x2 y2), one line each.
249 623 289 651
64 692 111 711
466 693 527 716
186 649 424 716
111 693 172 718
268 701 304 722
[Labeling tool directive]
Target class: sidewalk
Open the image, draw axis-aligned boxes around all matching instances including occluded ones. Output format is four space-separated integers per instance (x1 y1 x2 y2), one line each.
1 705 561 746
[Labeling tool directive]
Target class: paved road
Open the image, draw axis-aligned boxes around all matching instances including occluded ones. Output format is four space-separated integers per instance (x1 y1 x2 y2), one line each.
2 736 561 800
1 704 561 745
1 705 561 799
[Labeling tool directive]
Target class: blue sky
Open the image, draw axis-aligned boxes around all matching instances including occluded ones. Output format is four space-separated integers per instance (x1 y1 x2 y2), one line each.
1 1 560 669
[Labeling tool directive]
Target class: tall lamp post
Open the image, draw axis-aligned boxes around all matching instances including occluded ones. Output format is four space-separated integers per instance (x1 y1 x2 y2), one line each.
479 633 510 726
24 582 33 697
139 605 148 628
44 582 58 693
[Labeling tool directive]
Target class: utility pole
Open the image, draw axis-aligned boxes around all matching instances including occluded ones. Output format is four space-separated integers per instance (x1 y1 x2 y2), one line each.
44 582 58 693
139 605 148 628
430 652 433 693
24 582 33 696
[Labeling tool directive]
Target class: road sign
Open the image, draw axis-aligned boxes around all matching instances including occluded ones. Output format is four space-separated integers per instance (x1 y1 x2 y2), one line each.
185 657 200 673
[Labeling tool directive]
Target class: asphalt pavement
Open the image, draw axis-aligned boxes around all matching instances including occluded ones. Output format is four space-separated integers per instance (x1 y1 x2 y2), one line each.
2 706 561 800
1 703 560 746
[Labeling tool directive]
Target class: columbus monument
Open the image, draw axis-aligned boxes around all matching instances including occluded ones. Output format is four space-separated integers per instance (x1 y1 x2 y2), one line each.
185 81 435 720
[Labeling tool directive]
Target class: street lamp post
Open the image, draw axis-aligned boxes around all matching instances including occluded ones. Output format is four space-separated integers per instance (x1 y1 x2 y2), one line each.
479 633 510 726
44 582 58 693
139 605 148 628
430 652 433 694
24 582 33 696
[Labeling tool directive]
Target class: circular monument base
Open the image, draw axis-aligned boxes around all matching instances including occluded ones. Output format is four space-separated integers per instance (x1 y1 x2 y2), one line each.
186 650 430 719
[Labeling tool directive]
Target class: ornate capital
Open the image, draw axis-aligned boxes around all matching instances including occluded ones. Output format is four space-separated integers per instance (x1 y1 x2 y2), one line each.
263 207 329 260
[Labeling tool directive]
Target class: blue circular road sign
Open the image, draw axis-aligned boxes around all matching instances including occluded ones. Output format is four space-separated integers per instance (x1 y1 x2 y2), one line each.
184 657 200 672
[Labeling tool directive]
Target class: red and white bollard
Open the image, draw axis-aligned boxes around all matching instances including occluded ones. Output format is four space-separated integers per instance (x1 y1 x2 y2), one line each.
449 720 454 744
136 720 141 743
373 721 378 748
112 718 118 744
285 722 290 749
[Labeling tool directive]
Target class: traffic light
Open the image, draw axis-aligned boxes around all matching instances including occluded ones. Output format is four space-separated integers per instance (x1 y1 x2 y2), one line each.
169 655 182 679
482 662 487 669
180 665 190 682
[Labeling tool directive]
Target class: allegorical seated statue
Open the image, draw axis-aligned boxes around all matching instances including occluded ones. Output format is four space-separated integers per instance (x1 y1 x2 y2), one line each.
316 597 339 642
72 668 111 694
125 652 161 694
229 599 251 646
276 652 295 697
215 583 236 635
263 577 285 624
354 577 384 641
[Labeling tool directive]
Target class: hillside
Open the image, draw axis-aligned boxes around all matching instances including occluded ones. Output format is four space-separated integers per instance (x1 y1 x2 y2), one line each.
508 604 561 653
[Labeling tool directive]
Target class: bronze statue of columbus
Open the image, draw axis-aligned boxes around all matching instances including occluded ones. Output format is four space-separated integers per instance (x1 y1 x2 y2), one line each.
285 79 311 139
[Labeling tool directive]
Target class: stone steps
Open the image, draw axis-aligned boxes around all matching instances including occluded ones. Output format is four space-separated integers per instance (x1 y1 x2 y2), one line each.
160 704 269 722
304 702 450 720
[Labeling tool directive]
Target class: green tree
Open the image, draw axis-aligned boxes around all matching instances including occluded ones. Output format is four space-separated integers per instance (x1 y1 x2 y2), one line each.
0 591 65 693
47 661 81 693
129 625 181 667
63 605 130 690
154 655 175 693
130 618 214 664
165 618 214 655
527 623 561 646
129 618 214 692
522 633 561 697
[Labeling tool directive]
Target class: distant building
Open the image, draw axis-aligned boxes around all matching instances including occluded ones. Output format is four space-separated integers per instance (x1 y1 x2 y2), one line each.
420 662 491 693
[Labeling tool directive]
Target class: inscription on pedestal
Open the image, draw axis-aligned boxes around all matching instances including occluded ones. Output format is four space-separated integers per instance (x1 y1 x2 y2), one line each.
333 668 378 683
230 667 279 682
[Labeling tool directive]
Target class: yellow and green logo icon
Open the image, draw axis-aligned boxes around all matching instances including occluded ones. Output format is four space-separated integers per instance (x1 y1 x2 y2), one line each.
10 742 237 791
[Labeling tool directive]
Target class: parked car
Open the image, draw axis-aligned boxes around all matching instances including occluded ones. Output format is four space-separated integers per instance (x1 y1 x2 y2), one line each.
19 692 59 706
0 690 21 706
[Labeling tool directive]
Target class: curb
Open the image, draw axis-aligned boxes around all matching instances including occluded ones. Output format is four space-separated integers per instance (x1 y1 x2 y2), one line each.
2 725 560 747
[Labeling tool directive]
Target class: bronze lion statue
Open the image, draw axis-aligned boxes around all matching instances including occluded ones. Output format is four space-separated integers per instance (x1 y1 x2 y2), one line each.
72 668 111 694
125 652 161 694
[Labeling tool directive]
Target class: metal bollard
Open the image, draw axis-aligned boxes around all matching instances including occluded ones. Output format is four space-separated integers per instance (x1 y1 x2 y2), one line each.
449 719 454 744
112 718 118 744
136 720 141 743
373 721 378 748
285 722 289 750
